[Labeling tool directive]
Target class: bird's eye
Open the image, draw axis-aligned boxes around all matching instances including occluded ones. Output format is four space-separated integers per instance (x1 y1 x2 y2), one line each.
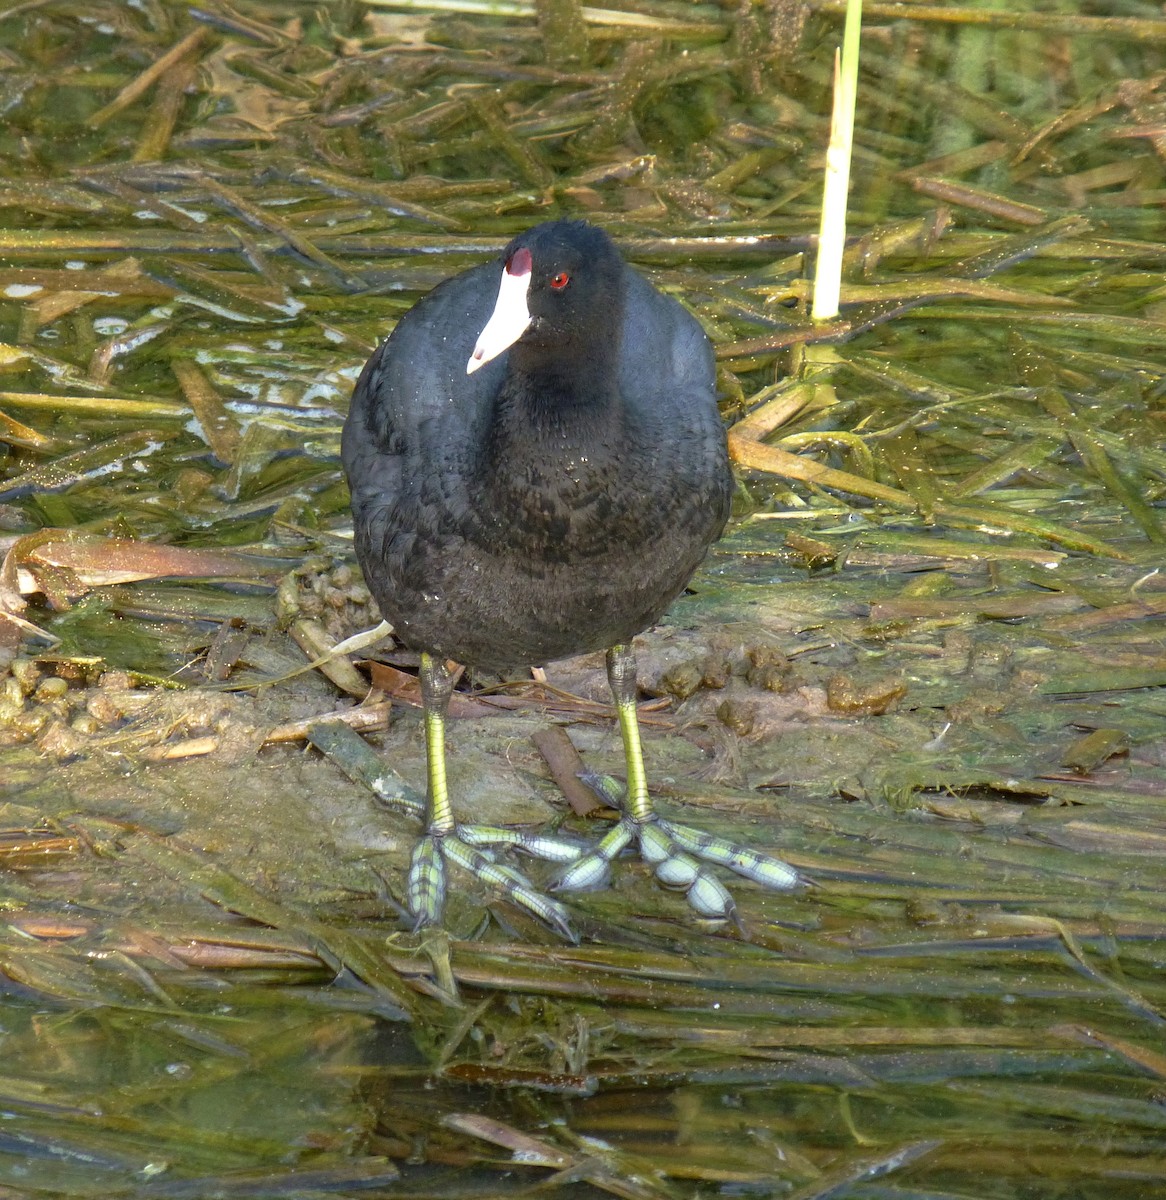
550 272 570 291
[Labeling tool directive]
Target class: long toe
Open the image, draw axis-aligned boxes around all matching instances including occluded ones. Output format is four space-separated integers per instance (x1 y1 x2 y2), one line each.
684 867 737 920
552 817 636 893
407 835 448 930
441 834 578 939
661 819 801 890
488 864 578 941
636 819 739 919
457 823 587 864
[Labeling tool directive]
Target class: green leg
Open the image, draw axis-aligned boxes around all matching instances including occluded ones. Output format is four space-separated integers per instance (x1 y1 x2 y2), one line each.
420 653 455 835
607 644 651 823
554 644 802 920
405 653 578 939
552 643 657 896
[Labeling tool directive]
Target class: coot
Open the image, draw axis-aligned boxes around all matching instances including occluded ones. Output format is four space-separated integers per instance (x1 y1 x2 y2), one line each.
343 219 799 935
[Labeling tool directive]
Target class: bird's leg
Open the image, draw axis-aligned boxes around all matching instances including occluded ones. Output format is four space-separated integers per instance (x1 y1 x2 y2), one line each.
610 642 651 822
554 643 802 920
406 652 578 939
405 653 456 925
421 653 456 834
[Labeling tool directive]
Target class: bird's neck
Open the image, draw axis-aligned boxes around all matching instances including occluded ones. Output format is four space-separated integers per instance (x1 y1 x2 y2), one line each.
489 354 624 456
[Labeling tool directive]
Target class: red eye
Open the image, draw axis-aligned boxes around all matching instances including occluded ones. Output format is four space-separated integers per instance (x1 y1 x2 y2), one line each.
550 271 570 290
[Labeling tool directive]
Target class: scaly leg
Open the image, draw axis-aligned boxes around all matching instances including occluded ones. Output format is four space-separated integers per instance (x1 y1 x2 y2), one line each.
406 653 583 939
554 644 801 919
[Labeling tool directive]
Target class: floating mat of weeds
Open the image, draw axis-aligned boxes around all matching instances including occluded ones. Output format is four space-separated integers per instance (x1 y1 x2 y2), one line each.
1 1 1166 1197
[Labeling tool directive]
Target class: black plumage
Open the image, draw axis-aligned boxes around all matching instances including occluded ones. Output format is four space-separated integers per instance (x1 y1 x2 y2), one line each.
343 220 732 672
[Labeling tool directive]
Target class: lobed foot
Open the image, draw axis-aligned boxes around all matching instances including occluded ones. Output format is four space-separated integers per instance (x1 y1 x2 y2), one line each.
553 773 801 920
397 647 800 937
408 823 585 940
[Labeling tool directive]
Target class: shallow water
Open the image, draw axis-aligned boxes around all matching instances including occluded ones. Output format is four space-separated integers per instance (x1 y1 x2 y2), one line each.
1 2 1165 1197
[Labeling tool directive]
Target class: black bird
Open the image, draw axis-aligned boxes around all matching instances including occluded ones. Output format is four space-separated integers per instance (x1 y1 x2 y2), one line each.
342 219 798 935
